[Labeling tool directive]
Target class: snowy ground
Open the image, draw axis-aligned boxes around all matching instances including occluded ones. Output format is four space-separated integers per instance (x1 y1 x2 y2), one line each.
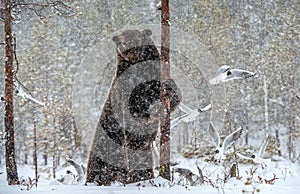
1 158 300 194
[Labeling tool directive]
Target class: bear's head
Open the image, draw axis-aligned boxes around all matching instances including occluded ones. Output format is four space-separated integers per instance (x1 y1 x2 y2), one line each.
112 29 159 64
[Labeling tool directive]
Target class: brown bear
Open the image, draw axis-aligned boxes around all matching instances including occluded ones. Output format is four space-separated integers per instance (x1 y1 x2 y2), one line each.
86 29 181 185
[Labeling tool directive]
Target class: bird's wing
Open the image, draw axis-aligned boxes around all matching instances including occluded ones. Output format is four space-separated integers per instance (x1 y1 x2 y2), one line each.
14 81 26 99
199 104 211 112
209 74 223 85
208 121 220 147
218 65 231 74
170 114 187 129
182 110 199 122
66 157 84 182
195 163 204 182
222 126 243 152
178 103 193 113
227 69 256 80
25 93 45 106
14 80 45 106
57 177 65 183
237 153 252 160
258 135 271 157
210 68 231 85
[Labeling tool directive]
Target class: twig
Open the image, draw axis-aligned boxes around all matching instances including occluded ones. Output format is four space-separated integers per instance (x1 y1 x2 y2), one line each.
264 173 279 185
12 34 19 75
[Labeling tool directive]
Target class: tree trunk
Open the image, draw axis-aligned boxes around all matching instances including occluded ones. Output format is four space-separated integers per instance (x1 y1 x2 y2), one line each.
52 154 56 179
288 63 297 161
24 152 28 165
263 74 269 136
275 126 282 157
43 151 48 166
72 116 81 149
33 115 38 188
159 0 171 180
4 0 19 185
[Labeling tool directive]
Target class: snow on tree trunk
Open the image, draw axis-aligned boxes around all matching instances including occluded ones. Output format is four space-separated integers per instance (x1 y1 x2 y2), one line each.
4 0 19 185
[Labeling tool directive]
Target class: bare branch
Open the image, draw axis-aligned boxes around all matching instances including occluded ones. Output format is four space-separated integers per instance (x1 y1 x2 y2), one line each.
10 0 80 20
12 34 19 75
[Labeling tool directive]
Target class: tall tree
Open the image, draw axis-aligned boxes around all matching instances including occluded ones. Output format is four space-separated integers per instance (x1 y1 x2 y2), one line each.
1 0 79 185
4 0 18 185
159 0 171 180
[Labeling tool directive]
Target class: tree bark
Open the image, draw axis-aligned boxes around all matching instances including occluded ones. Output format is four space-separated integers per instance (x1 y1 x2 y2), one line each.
159 0 171 180
4 0 19 185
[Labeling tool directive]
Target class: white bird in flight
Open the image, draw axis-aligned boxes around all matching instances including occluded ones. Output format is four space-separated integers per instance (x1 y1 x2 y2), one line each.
209 121 243 164
170 103 211 129
151 102 211 129
178 103 211 123
237 135 272 168
209 65 257 85
14 80 45 106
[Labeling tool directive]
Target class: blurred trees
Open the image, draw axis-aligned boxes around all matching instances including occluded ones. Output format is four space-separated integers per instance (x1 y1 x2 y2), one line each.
0 0 298 182
1 0 80 184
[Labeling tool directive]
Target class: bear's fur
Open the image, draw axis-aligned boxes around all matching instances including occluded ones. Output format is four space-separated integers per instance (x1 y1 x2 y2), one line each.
86 29 180 185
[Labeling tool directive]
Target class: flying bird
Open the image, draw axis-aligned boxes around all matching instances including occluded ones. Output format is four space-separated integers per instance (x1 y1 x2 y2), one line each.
14 80 45 106
178 103 211 123
209 121 243 164
209 65 257 85
237 135 272 168
150 101 209 129
170 103 211 129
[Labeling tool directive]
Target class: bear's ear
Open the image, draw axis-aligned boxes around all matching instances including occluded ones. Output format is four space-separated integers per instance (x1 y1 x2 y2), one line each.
112 35 119 43
142 29 152 36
